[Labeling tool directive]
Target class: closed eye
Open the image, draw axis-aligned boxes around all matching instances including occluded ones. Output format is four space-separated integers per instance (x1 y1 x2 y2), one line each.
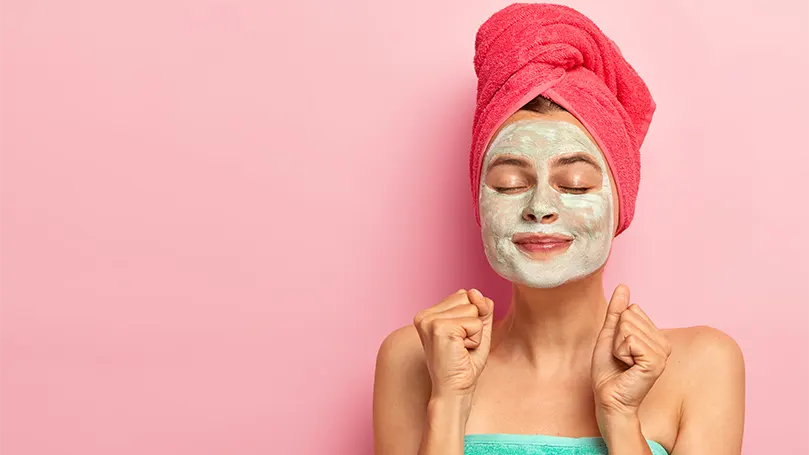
559 186 592 194
493 186 528 194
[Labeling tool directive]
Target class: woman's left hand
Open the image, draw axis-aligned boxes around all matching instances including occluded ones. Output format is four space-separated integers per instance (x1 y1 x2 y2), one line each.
590 284 671 420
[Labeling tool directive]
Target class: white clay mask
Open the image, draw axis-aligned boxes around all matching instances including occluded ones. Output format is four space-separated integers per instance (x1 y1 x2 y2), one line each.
479 118 615 288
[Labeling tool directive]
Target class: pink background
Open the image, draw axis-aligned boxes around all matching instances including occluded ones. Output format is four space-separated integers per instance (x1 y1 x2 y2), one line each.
2 0 807 453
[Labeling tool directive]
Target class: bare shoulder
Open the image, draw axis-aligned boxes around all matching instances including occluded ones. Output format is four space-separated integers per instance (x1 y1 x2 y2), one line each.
660 328 746 450
661 325 745 394
373 324 431 454
375 324 429 384
376 325 427 379
663 325 744 370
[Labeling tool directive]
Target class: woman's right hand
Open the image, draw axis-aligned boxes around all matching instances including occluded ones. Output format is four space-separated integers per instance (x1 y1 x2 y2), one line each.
413 289 495 399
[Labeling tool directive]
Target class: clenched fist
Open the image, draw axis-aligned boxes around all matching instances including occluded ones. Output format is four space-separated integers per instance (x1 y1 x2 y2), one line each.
413 289 495 398
591 284 672 418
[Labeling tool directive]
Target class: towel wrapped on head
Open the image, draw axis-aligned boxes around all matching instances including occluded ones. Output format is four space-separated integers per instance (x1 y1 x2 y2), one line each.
470 3 656 236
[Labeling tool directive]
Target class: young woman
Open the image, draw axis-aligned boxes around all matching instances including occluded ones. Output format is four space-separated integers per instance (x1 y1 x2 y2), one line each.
373 4 745 455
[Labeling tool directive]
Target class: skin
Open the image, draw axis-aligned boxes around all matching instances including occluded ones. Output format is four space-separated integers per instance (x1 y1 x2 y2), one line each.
373 110 746 455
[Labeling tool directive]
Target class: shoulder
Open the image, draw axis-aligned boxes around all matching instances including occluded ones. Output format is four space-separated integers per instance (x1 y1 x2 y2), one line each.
376 324 426 368
664 325 744 372
373 325 432 453
374 324 431 396
660 330 745 449
662 325 745 399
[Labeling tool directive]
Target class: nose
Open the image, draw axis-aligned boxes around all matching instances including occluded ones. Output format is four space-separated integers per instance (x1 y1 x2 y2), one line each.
522 208 559 224
522 189 559 224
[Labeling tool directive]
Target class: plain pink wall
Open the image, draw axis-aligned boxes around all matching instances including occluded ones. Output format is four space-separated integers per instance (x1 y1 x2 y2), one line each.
1 0 807 453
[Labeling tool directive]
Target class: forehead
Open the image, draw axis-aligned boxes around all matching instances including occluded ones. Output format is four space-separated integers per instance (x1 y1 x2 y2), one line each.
485 118 603 162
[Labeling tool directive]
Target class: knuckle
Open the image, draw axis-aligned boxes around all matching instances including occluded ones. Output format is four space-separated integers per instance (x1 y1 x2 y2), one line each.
622 310 640 324
430 319 451 337
460 304 478 317
452 289 467 297
449 293 469 306
416 315 434 334
413 310 426 326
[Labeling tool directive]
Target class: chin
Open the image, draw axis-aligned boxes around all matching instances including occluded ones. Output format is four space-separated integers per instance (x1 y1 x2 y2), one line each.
487 256 606 290
516 276 573 289
487 265 572 289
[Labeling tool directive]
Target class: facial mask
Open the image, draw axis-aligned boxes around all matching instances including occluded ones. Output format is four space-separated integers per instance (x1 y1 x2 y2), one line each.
479 119 614 288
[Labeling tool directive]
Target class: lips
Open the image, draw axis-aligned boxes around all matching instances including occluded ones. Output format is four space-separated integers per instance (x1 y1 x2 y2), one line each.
512 232 574 244
512 232 573 255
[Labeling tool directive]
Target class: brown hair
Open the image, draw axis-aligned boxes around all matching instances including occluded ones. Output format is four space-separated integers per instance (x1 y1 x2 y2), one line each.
521 95 566 114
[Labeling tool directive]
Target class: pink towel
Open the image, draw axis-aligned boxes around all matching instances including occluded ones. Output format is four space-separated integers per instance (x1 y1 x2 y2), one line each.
470 3 656 236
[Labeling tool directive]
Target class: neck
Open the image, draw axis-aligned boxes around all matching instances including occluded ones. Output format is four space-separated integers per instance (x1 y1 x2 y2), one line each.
493 270 608 373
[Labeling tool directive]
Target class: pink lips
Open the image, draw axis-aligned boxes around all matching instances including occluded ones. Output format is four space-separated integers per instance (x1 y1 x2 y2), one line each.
512 233 573 255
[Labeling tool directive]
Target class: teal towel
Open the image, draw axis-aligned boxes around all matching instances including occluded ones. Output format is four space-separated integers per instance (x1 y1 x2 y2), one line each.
465 434 669 455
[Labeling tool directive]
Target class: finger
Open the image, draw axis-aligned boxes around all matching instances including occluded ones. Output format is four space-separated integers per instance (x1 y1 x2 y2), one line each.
417 304 480 339
462 316 485 348
614 320 642 356
431 304 480 320
619 310 660 345
622 307 670 356
628 303 658 330
624 333 666 376
615 320 667 360
467 289 494 321
432 317 484 347
614 336 635 366
414 291 470 325
600 284 631 333
433 289 474 312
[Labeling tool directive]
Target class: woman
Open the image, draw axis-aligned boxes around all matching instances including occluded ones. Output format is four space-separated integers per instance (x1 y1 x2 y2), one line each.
373 3 745 455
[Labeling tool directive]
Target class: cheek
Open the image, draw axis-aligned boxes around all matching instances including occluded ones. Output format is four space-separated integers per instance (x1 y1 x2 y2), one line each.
559 193 612 232
479 190 526 233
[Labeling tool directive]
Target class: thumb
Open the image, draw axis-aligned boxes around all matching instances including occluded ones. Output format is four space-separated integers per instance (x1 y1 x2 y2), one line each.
600 284 630 335
467 289 494 324
467 289 494 347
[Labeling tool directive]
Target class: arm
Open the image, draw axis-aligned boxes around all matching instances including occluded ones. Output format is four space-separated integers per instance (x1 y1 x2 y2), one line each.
418 395 472 455
374 290 494 455
592 287 669 455
670 326 745 454
599 413 654 455
373 325 470 455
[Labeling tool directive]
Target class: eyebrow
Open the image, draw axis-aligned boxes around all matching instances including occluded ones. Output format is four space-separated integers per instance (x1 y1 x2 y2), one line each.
554 154 601 170
488 156 532 170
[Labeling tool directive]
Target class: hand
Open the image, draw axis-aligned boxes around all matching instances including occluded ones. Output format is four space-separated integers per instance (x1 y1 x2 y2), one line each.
591 285 671 419
413 289 495 398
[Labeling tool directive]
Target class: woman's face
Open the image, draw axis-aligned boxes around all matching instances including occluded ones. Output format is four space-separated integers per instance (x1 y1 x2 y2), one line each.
479 110 620 288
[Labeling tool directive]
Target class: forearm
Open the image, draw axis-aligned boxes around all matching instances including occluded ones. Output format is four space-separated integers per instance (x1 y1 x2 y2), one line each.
599 413 653 455
418 395 472 455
